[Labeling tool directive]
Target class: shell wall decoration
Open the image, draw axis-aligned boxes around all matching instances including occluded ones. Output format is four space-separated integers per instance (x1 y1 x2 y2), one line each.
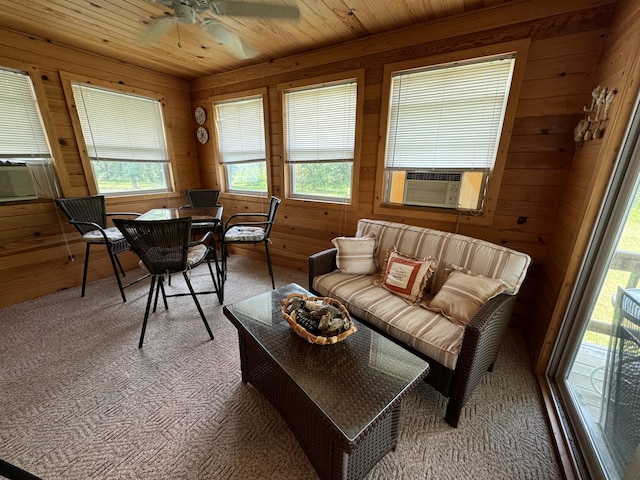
574 85 617 146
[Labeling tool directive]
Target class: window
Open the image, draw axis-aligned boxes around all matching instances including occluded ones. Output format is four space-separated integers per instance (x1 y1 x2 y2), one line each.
0 67 57 202
383 54 515 211
71 83 171 196
214 95 267 195
283 79 358 203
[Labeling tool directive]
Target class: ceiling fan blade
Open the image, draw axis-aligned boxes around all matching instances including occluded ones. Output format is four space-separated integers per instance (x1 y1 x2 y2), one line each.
147 0 175 6
138 16 176 43
200 20 259 59
209 0 300 19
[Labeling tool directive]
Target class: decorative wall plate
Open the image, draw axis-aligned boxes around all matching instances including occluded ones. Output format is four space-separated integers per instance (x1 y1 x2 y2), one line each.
194 106 206 125
197 126 209 144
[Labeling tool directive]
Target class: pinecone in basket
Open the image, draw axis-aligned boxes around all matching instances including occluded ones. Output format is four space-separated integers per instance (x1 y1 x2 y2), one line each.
286 296 351 336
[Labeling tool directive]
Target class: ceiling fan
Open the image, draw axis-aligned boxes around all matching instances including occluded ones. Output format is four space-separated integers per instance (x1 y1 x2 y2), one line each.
142 0 300 59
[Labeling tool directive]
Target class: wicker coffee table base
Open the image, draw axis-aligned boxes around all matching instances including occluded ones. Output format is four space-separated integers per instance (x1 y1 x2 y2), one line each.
238 334 402 480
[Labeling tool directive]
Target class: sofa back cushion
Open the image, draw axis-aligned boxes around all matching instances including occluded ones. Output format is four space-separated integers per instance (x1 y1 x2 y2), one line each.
355 219 531 295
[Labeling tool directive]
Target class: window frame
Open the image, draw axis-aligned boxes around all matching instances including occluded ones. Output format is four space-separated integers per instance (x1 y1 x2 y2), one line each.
60 72 176 199
209 87 271 199
0 60 67 200
374 40 530 225
278 70 364 208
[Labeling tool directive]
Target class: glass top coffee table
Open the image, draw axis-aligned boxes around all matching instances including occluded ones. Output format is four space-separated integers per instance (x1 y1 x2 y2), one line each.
223 283 429 480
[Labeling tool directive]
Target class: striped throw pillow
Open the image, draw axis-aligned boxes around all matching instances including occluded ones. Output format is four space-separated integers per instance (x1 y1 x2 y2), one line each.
332 234 378 275
428 268 510 326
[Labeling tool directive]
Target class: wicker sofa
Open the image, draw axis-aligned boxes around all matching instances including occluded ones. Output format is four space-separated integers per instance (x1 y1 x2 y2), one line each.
309 219 531 427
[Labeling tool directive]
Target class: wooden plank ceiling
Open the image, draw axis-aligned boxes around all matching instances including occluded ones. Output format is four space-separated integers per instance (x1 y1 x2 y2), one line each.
0 0 517 79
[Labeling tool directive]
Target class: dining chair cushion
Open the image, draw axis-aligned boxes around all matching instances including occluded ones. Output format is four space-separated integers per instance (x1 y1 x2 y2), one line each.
82 227 125 243
136 244 209 274
138 260 148 274
192 221 218 229
224 226 266 242
187 244 208 266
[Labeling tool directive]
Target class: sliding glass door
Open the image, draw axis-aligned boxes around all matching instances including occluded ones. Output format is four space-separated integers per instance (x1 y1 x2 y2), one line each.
549 97 640 479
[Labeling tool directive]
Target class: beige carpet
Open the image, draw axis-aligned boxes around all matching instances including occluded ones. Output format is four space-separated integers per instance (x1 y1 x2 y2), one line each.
0 255 562 479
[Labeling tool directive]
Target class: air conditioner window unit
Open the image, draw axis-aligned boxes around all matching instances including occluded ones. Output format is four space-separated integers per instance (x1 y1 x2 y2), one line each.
403 171 462 208
0 165 38 202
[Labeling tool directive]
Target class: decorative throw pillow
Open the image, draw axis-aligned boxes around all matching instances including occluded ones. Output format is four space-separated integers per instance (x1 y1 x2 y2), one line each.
331 233 377 275
374 245 437 304
428 269 510 326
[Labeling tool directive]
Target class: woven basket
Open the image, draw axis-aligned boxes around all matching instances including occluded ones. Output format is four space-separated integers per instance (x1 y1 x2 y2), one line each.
281 292 356 345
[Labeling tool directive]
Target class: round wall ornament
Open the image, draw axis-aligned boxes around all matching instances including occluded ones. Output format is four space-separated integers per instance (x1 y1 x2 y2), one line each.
194 106 206 125
196 126 209 144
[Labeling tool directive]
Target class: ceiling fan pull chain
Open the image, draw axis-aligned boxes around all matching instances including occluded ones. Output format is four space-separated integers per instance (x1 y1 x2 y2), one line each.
176 18 182 48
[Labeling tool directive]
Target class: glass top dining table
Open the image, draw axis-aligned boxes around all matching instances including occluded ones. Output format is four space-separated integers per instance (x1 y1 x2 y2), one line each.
135 206 225 300
136 206 223 223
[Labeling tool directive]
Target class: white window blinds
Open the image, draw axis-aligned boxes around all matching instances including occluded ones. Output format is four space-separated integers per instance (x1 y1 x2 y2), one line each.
284 81 357 163
71 84 168 163
215 96 266 164
0 68 52 161
386 54 515 170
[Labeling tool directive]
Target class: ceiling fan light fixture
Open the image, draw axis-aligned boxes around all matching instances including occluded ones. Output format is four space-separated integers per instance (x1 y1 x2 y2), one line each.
173 2 196 24
142 0 299 59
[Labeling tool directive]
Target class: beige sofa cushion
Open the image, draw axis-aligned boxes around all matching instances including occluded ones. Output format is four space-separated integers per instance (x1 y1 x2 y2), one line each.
356 219 531 295
313 271 464 370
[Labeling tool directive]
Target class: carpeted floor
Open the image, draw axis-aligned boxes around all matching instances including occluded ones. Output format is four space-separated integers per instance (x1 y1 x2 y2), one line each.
0 255 562 479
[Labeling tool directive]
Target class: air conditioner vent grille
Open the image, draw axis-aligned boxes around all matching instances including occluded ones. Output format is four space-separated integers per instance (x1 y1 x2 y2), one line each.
406 171 462 182
403 171 462 208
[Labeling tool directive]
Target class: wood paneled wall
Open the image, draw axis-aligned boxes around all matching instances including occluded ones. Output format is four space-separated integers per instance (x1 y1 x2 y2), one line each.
535 0 640 371
0 0 632 370
190 0 617 354
0 30 202 308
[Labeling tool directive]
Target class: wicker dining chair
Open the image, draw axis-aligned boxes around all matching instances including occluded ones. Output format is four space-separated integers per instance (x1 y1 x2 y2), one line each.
221 196 281 292
55 195 146 302
603 286 640 470
113 217 220 348
182 189 221 208
180 189 222 241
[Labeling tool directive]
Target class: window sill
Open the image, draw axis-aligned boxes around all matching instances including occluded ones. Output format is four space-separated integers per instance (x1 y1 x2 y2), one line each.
105 191 181 207
284 196 356 211
221 191 269 201
0 197 48 205
373 202 493 226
